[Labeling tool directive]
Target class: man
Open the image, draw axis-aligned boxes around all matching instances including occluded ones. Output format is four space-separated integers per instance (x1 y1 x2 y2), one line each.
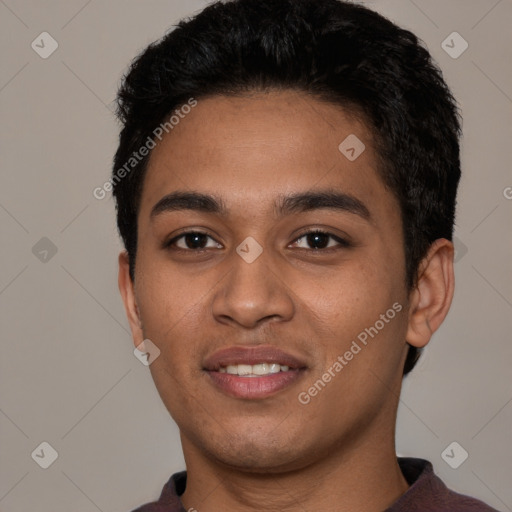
112 0 499 510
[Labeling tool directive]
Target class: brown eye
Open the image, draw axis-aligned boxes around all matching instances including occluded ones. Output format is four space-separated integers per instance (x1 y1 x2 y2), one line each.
165 231 222 251
291 230 350 250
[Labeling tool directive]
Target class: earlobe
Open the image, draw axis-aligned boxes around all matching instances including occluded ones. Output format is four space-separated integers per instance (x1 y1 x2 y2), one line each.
405 239 455 349
118 251 144 347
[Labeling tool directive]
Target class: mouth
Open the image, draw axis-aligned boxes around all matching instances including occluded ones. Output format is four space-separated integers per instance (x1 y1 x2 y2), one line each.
218 362 292 376
203 346 307 400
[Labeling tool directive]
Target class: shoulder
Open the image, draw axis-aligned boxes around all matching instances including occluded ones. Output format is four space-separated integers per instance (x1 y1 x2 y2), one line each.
129 471 187 512
388 458 501 512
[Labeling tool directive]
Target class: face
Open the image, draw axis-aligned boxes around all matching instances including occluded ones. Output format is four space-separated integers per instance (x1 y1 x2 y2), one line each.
123 91 414 472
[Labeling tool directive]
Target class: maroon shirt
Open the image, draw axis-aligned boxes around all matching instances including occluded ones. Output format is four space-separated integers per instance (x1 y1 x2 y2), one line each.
131 458 500 511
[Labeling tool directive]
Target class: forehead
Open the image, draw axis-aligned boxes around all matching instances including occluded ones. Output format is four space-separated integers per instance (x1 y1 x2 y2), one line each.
139 91 396 222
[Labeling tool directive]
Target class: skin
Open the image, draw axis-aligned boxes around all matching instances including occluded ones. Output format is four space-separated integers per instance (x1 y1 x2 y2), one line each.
118 90 455 512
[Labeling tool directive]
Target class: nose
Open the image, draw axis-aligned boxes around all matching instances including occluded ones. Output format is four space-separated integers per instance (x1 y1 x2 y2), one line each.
211 245 295 329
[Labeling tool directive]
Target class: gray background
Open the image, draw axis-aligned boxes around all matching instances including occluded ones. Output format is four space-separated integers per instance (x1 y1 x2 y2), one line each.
1 0 511 511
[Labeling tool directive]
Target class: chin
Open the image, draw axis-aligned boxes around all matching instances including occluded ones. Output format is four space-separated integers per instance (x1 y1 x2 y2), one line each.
198 427 313 474
215 447 305 474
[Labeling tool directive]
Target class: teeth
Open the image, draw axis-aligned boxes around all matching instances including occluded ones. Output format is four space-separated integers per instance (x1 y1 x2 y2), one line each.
253 363 269 375
237 364 252 376
219 363 292 376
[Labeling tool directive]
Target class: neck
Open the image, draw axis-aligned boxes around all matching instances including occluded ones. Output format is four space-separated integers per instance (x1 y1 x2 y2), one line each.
180 420 409 512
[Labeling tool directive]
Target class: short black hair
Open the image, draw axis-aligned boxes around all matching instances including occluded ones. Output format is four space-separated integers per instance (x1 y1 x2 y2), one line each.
112 0 462 375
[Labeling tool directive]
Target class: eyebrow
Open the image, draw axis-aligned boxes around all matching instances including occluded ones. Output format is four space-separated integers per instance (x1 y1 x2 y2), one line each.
150 189 371 221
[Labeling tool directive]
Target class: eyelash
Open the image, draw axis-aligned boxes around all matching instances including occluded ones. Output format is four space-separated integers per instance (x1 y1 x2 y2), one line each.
163 229 351 254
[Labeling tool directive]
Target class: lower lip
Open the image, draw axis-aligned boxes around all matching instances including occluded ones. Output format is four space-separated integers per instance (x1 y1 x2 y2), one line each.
206 370 304 399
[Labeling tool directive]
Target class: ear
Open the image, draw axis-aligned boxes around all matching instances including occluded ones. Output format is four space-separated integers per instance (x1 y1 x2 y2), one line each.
406 238 455 349
118 251 144 348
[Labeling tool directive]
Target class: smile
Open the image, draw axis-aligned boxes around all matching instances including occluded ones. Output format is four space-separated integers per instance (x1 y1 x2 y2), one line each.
204 346 307 399
219 363 291 376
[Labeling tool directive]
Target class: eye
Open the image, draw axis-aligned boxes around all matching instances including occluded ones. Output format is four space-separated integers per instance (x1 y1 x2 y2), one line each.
291 230 350 251
164 231 222 252
164 229 350 253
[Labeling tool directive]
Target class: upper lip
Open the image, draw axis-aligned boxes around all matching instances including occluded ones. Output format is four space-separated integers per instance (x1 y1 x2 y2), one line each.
203 345 307 371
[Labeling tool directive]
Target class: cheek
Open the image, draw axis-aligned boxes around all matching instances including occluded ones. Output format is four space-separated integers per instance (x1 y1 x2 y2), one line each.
302 254 408 374
136 253 201 327
296 266 408 424
139 272 207 416
148 362 203 430
134 267 207 384
308 258 397 327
